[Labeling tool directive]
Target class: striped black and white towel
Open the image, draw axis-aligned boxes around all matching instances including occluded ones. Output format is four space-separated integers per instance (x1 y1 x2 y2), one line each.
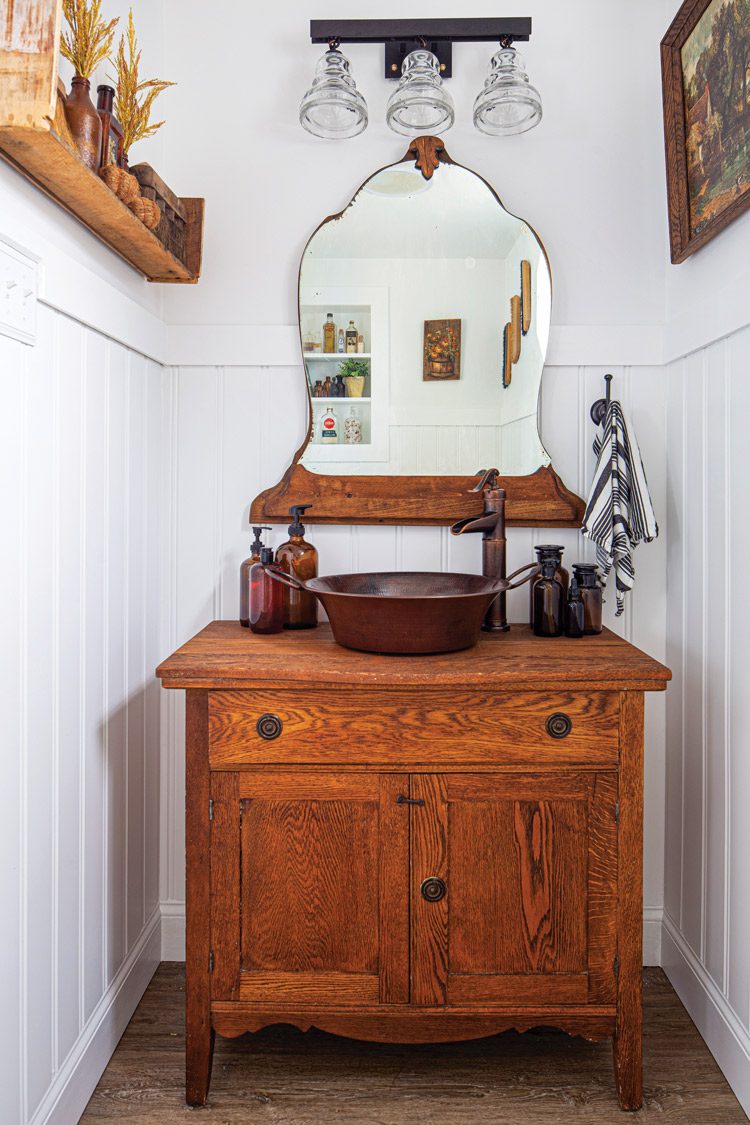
582 400 658 616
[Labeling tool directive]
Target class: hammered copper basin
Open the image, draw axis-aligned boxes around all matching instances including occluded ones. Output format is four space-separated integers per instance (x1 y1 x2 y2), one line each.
267 568 534 654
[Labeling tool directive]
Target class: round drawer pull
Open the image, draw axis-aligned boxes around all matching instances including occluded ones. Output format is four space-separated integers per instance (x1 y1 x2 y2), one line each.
256 713 283 740
546 712 573 739
420 877 446 903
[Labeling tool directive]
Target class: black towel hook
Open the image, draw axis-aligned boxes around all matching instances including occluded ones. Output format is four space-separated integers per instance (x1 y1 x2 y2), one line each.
590 373 613 426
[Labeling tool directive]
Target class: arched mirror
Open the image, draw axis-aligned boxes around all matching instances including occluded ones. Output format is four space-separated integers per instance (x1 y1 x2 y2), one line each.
253 137 583 526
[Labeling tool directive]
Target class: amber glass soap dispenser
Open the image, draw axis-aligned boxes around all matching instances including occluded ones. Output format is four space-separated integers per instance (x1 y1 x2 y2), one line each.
240 525 271 627
275 504 318 628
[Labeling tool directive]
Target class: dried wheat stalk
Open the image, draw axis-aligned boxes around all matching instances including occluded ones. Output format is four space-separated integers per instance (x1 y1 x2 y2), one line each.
60 0 118 80
112 10 175 156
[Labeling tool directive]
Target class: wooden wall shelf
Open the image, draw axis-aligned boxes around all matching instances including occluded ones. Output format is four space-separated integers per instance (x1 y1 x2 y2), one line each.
1 1 203 284
0 125 203 282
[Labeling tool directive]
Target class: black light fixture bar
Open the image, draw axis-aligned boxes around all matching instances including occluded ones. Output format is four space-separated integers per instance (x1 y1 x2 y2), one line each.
310 18 532 44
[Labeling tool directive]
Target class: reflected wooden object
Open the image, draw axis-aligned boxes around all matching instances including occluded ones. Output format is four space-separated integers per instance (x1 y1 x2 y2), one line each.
510 295 522 363
521 259 532 334
503 322 513 388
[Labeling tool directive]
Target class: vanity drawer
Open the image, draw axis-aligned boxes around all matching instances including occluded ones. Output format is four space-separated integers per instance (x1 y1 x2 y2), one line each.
208 690 619 768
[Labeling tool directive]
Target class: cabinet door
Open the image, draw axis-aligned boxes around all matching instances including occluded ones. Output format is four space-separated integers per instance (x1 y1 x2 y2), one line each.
210 771 409 1006
411 772 617 1007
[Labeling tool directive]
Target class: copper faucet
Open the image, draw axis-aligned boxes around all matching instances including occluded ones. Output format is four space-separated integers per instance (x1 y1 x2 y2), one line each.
451 469 509 632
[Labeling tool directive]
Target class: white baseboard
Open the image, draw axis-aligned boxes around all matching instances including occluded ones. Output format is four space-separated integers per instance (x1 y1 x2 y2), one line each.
161 900 186 960
662 911 750 1119
160 900 664 968
30 907 161 1125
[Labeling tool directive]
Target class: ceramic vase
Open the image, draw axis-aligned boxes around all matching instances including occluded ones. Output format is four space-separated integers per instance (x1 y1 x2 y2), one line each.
345 375 366 398
64 77 103 173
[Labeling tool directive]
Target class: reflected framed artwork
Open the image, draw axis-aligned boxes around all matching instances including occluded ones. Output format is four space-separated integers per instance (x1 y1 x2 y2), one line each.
423 318 461 381
662 0 750 262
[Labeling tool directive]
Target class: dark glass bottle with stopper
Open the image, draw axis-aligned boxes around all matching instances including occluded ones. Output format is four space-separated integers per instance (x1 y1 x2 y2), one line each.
565 577 585 638
240 525 271 627
275 504 319 629
572 563 603 634
249 548 283 634
529 544 569 623
532 556 564 637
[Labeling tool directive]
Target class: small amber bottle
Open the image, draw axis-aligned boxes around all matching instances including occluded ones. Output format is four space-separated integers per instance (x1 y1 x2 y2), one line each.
275 504 318 629
249 548 283 634
240 525 271 627
323 313 336 353
532 557 564 637
529 544 569 623
572 563 603 634
565 577 585 638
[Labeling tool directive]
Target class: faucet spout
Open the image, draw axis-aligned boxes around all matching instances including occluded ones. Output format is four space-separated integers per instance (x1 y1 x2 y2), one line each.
450 469 509 632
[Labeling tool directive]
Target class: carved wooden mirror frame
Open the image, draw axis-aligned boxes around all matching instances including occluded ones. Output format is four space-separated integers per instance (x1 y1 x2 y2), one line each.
252 137 584 528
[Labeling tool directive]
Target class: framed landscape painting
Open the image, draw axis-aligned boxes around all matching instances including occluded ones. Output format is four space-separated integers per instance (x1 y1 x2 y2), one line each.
662 0 750 262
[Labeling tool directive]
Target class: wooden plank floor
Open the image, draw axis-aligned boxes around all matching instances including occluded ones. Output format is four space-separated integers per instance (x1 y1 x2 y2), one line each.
82 965 747 1123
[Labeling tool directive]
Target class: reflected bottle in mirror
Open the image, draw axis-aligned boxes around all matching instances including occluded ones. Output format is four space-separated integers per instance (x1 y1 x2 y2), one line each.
323 313 336 353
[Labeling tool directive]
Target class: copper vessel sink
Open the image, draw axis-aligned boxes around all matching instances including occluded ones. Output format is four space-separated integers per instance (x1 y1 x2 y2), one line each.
267 566 537 654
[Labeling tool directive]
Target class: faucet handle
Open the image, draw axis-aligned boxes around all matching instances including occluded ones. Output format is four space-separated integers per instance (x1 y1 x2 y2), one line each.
471 468 501 493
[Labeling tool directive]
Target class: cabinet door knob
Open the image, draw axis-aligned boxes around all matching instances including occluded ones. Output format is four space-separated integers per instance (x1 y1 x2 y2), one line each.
546 712 573 739
256 713 283 740
420 877 446 902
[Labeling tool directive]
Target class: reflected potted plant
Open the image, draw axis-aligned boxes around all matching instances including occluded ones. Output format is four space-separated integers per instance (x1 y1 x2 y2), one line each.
60 0 119 171
339 357 368 398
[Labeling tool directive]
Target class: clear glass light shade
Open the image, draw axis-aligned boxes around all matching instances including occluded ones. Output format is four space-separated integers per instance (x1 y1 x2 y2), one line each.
299 48 368 139
473 46 542 136
386 49 455 137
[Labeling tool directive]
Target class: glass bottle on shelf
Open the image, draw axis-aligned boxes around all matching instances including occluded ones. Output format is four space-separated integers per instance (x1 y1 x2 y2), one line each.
337 329 345 353
346 320 358 353
323 313 336 353
322 375 332 396
248 548 283 634
313 380 324 397
320 406 338 443
344 406 362 444
357 333 365 353
333 374 345 397
528 544 569 623
565 577 585 638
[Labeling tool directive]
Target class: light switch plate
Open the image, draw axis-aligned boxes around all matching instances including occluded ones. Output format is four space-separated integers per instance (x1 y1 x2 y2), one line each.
0 236 40 345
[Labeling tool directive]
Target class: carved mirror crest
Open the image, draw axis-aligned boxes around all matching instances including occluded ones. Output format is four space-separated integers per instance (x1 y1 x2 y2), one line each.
252 137 583 527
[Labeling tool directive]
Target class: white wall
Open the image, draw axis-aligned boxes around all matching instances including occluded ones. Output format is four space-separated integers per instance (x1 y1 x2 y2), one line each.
661 149 750 1115
1 2 168 1117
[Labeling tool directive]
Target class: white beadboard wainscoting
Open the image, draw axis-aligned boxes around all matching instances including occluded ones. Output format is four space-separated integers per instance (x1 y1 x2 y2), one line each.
158 360 668 966
663 322 750 1118
0 305 163 1125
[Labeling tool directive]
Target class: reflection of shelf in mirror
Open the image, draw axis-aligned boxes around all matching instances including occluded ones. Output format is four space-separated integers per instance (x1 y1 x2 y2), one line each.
304 352 371 360
311 397 372 403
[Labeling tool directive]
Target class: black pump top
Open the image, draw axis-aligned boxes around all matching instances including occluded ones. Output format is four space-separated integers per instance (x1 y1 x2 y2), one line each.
251 525 271 554
259 547 275 565
288 504 313 536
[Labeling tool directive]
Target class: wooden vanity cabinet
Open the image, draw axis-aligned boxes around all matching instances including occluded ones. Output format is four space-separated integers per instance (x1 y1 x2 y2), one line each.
156 622 670 1111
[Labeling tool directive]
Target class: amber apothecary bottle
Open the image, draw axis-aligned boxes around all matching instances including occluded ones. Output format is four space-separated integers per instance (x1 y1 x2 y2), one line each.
323 313 336 353
528 544 569 623
532 557 564 637
249 548 283 634
565 577 585 638
240 525 271 627
275 505 318 629
572 563 603 634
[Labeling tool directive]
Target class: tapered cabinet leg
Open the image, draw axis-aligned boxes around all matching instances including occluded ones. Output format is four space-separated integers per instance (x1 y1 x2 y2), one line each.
185 690 213 1105
187 1024 215 1106
614 691 645 1111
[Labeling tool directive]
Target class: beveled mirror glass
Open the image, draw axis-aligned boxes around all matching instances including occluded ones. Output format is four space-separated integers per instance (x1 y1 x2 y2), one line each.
299 147 551 477
252 138 582 527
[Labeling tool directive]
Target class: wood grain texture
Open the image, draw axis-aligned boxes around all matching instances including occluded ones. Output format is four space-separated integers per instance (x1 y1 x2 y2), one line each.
379 774 410 1004
0 0 60 128
158 621 672 692
209 772 239 1002
0 122 204 282
208 689 619 768
660 0 750 263
239 972 379 1005
250 462 585 528
587 773 618 1004
613 691 645 1111
184 691 214 1106
84 965 749 1121
411 774 449 1007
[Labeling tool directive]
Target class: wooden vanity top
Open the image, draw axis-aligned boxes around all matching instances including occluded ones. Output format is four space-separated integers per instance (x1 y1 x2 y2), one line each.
156 621 670 692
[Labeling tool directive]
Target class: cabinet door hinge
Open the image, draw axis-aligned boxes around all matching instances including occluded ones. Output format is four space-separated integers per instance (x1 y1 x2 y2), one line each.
614 953 620 980
615 800 620 826
209 798 214 822
209 949 214 973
